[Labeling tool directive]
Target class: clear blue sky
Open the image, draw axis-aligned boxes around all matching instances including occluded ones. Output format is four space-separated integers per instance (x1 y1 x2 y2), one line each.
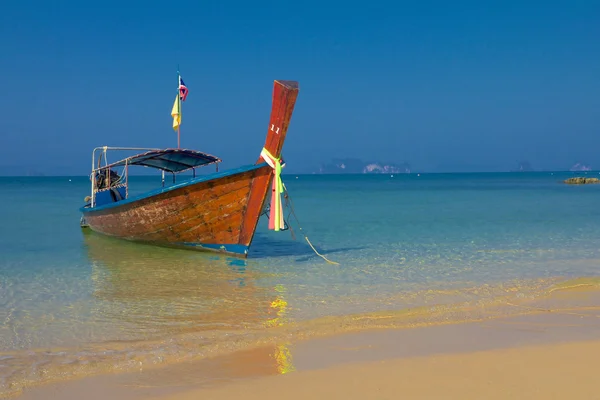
1 0 598 174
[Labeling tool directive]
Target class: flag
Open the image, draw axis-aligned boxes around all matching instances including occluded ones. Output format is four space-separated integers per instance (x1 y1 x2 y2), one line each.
178 76 189 101
171 95 181 131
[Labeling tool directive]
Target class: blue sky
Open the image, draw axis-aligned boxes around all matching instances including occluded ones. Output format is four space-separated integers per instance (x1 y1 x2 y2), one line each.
0 0 598 174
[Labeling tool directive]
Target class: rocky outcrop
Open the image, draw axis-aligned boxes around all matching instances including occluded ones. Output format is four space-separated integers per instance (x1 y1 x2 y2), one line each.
564 177 600 184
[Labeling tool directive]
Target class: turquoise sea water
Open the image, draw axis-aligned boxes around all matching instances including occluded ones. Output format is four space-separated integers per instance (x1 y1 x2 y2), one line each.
1 172 600 394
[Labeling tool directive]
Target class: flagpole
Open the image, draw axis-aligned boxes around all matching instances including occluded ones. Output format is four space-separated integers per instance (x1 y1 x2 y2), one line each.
177 66 181 149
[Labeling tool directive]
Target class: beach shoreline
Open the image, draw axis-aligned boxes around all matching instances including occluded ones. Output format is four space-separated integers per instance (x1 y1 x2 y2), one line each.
14 283 600 400
156 338 600 400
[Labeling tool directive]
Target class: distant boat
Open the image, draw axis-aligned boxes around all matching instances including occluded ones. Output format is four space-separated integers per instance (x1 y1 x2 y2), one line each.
80 78 299 257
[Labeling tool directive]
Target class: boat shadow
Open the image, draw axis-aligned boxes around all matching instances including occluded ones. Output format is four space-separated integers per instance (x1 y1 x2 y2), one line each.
248 232 365 261
80 228 363 262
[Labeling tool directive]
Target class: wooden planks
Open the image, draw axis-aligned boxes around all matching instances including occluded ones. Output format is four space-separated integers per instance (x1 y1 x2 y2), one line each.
85 167 270 249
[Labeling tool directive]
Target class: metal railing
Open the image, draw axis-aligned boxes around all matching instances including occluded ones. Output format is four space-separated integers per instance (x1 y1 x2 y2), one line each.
88 146 221 208
90 147 160 207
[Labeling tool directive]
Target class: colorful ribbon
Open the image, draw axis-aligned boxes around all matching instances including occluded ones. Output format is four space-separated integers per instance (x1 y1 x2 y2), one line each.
260 147 285 231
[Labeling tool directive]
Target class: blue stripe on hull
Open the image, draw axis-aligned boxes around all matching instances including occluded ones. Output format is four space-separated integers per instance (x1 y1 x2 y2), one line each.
80 162 269 214
177 242 249 255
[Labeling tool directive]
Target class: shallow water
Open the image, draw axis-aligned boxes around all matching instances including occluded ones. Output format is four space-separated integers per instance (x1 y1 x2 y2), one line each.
1 172 600 394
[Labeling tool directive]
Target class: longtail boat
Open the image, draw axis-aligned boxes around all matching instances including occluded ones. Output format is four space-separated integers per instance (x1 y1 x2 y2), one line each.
80 77 299 257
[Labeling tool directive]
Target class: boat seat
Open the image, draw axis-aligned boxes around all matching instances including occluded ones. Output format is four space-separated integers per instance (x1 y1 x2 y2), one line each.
95 185 126 207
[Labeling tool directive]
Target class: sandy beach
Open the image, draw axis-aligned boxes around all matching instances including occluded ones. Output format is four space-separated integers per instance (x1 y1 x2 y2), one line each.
157 292 600 400
16 285 600 400
157 340 600 400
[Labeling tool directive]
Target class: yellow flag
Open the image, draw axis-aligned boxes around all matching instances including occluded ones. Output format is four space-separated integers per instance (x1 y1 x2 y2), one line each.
171 95 181 131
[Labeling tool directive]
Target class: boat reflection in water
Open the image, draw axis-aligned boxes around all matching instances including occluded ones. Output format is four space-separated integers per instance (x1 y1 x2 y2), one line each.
81 230 295 376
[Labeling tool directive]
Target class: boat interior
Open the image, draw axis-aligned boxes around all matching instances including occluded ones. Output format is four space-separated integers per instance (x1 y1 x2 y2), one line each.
88 147 222 208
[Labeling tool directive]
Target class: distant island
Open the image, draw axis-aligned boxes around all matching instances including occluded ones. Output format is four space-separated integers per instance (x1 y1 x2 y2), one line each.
512 161 534 172
0 159 595 176
316 158 411 174
511 161 594 173
569 163 592 172
308 159 595 175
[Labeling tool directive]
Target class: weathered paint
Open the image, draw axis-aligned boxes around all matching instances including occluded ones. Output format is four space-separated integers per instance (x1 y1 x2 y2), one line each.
81 80 300 257
240 80 300 246
83 165 272 257
259 80 299 162
81 163 267 214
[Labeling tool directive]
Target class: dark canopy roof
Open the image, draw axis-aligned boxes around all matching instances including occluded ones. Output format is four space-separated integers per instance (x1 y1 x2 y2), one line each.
102 149 221 173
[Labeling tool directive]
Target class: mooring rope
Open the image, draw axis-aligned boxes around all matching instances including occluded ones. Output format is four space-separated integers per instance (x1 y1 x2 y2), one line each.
258 178 340 265
281 182 340 265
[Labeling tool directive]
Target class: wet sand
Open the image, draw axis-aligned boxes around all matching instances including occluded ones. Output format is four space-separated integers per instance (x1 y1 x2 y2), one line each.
15 284 600 400
158 339 600 400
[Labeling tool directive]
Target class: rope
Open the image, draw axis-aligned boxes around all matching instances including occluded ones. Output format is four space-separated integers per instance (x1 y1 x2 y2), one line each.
256 151 339 265
281 182 340 265
304 236 340 265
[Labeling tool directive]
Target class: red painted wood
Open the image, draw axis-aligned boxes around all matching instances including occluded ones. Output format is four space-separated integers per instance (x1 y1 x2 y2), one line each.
258 80 300 161
239 80 300 245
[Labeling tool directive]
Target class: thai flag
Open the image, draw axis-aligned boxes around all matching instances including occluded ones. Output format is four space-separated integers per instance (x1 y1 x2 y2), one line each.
178 77 189 101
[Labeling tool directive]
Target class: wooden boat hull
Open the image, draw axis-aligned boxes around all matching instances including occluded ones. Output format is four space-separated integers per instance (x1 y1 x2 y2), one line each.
81 163 273 257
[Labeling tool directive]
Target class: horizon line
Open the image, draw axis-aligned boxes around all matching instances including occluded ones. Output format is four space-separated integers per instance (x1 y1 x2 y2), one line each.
2 170 599 178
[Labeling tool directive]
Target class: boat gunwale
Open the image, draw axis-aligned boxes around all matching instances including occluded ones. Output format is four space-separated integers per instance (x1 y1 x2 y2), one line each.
80 162 269 214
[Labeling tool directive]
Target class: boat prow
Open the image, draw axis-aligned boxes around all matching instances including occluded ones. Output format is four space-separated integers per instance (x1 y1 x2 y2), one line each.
80 79 299 257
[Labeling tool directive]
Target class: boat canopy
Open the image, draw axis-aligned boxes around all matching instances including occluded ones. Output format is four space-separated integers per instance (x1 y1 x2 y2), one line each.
99 148 221 174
